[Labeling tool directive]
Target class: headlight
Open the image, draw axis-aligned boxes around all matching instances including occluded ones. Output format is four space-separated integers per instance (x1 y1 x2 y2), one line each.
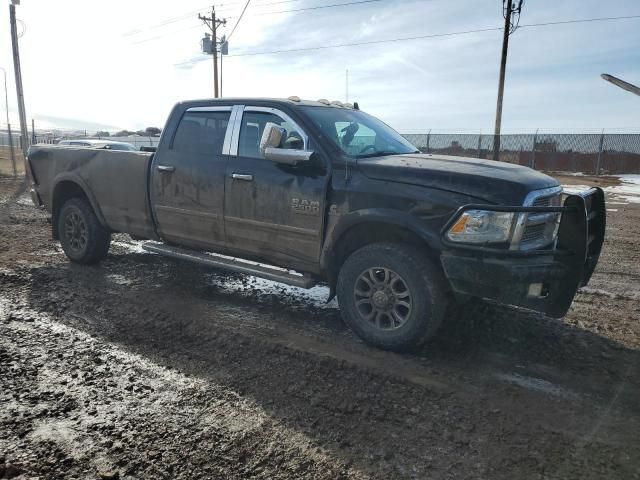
446 210 515 244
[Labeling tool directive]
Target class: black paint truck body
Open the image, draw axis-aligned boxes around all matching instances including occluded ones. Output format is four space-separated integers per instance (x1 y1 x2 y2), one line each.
26 98 605 350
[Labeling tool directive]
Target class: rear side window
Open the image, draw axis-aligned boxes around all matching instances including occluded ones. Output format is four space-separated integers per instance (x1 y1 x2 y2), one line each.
172 111 230 155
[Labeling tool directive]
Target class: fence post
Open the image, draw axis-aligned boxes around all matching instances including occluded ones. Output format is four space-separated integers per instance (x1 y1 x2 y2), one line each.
477 133 482 158
7 122 17 176
531 128 538 169
595 128 604 176
426 129 431 154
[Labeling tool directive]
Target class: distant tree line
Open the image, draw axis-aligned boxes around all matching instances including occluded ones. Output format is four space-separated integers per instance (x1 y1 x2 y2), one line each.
95 127 162 138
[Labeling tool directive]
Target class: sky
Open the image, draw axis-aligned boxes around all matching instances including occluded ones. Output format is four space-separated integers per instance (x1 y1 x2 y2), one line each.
0 0 639 133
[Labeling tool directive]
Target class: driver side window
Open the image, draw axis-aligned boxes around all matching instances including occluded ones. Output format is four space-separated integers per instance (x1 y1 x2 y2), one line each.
238 111 304 159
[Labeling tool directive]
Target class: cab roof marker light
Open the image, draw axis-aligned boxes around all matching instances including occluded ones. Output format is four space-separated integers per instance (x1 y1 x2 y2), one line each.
317 98 330 105
288 96 301 102
343 103 354 109
331 100 344 107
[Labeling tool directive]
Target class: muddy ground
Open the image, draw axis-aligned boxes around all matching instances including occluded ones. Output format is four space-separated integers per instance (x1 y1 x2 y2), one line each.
0 174 639 479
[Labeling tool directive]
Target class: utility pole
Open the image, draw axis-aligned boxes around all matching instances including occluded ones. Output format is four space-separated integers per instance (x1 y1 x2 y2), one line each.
199 6 226 98
10 1 29 158
493 0 523 162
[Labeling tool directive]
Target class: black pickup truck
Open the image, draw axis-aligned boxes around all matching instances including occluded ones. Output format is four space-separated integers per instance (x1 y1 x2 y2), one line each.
26 98 605 351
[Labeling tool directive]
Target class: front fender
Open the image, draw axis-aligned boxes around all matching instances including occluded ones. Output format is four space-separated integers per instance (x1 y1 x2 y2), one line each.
320 208 443 272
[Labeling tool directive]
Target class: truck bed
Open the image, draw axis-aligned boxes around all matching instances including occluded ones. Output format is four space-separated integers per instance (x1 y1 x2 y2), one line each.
28 145 157 239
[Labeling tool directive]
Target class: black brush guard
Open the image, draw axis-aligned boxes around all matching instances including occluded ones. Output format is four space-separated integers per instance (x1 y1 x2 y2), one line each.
439 187 606 318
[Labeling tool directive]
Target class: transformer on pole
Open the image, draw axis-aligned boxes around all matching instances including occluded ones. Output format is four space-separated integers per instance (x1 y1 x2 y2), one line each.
198 6 227 98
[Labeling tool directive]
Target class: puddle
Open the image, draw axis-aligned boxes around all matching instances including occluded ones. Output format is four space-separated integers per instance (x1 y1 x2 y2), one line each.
496 372 579 399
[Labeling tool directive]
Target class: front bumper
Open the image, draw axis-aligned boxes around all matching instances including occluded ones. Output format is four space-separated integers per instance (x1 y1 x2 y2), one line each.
440 188 606 318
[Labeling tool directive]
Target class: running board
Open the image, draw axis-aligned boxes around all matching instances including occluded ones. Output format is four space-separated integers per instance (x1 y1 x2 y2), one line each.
142 243 316 289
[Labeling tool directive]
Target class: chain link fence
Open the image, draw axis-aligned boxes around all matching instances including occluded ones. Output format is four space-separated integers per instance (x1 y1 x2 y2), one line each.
2 124 640 176
402 132 640 174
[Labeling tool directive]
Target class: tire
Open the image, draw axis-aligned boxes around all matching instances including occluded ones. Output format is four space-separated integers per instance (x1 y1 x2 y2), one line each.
58 197 111 264
337 242 448 352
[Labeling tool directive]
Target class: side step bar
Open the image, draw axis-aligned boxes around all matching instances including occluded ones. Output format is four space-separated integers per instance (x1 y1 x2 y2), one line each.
142 242 317 289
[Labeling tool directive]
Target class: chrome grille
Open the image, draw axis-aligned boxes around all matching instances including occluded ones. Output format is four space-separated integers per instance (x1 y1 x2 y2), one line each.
512 187 563 251
521 223 547 243
532 193 561 207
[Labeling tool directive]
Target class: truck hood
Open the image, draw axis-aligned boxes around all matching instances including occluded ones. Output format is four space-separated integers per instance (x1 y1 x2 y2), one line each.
357 153 559 204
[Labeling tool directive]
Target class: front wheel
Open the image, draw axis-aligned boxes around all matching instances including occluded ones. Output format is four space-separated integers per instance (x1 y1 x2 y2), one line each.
58 197 111 264
337 243 448 351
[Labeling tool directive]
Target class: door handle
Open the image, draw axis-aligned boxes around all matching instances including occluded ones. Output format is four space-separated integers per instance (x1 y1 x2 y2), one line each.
157 165 175 172
231 173 253 181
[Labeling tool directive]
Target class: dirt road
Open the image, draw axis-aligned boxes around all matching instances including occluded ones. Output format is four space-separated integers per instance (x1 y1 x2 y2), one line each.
1 174 639 479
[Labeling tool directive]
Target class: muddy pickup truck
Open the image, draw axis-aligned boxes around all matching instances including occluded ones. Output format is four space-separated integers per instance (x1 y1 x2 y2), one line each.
26 98 606 351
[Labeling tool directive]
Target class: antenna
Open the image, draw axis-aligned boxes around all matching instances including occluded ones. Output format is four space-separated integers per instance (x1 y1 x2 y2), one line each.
346 69 349 103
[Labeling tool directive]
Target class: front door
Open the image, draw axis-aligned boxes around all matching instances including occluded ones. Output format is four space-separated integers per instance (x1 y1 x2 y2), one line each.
224 106 328 272
151 107 231 250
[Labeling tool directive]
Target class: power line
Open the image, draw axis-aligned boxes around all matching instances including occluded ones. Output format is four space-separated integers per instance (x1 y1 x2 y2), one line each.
226 0 252 41
519 14 640 29
225 0 384 18
131 0 386 44
125 0 381 37
206 13 640 58
123 0 294 37
221 27 505 57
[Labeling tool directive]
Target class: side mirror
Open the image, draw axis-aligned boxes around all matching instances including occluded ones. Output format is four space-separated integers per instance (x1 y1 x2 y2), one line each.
260 122 313 166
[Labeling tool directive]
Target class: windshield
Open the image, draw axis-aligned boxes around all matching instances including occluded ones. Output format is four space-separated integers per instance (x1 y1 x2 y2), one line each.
300 106 418 158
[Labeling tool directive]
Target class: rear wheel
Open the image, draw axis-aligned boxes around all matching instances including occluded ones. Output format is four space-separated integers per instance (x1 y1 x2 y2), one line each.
337 242 448 351
58 197 111 264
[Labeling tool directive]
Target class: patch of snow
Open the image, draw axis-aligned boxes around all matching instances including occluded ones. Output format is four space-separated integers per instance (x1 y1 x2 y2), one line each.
112 240 148 254
578 286 640 301
561 184 592 195
604 175 640 205
496 373 578 399
106 274 134 286
16 193 34 206
206 274 338 310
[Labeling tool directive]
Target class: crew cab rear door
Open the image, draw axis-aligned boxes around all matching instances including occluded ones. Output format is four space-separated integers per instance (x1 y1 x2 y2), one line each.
151 106 232 249
223 106 328 272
